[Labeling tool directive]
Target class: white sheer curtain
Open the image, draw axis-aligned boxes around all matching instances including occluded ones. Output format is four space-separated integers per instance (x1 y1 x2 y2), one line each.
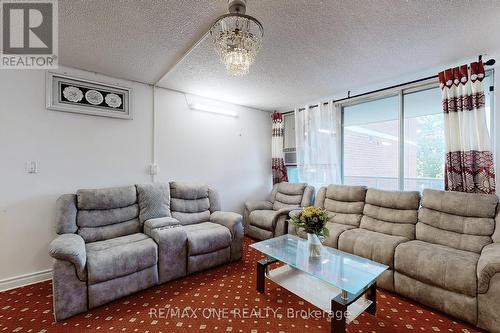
295 102 340 190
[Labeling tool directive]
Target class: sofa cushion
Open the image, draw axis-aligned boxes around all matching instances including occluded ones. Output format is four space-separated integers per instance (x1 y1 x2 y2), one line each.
338 228 408 268
137 183 171 223
421 189 497 218
294 222 356 248
77 204 139 227
417 189 497 253
75 186 140 242
77 186 137 210
272 182 306 210
85 233 149 252
184 222 231 256
395 240 479 297
276 182 307 196
248 210 278 231
78 218 141 243
325 184 367 202
86 233 157 284
170 182 211 225
316 185 367 227
170 182 209 199
360 189 420 239
416 222 492 254
171 197 210 213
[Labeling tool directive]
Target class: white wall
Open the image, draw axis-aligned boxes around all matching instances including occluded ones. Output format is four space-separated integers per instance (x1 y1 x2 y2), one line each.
154 89 271 212
0 67 272 289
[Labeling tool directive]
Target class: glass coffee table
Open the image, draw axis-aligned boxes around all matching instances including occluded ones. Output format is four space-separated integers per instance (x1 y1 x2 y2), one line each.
250 234 388 333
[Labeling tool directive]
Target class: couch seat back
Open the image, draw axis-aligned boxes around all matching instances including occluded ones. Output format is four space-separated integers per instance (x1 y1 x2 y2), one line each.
271 182 307 210
317 184 367 227
416 189 498 253
169 182 214 225
360 188 420 239
76 186 141 242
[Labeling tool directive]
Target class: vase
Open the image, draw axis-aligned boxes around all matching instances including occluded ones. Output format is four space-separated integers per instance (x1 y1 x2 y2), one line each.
307 233 322 258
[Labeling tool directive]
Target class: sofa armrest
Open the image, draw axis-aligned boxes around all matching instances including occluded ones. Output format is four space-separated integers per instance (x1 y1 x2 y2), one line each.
144 217 181 237
288 209 302 219
272 207 303 236
49 234 86 273
210 211 244 261
274 207 302 223
478 243 500 293
276 207 302 216
244 200 273 212
210 211 243 238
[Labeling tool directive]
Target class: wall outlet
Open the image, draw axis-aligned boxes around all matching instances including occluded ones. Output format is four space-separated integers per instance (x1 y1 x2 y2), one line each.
26 161 38 174
149 164 159 176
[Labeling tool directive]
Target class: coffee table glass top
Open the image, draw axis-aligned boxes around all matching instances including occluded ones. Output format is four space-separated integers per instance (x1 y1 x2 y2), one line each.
250 234 388 296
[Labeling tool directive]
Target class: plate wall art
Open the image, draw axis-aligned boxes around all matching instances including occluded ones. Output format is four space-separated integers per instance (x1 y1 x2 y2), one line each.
46 72 132 119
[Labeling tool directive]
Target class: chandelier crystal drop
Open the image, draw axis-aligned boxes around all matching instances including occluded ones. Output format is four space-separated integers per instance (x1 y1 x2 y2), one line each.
210 0 264 76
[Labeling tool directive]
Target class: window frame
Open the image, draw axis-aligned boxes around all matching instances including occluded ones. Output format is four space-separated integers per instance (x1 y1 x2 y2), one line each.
339 69 495 191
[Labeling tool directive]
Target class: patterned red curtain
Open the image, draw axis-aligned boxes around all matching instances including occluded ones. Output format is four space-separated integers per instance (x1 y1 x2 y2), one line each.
272 112 288 184
438 61 496 193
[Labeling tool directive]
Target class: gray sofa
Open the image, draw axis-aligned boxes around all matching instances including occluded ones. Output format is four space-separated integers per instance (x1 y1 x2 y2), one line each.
243 182 314 240
289 185 500 333
49 182 243 321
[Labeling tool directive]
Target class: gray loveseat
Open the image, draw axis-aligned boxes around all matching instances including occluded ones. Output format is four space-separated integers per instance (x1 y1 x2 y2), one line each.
244 182 314 240
49 182 243 321
289 185 500 333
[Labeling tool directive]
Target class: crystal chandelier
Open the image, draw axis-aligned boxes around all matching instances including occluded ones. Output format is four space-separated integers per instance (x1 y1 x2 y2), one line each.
210 0 264 76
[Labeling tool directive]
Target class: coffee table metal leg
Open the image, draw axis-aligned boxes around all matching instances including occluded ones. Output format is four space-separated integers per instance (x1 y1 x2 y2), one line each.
256 259 266 293
331 299 347 333
366 282 377 315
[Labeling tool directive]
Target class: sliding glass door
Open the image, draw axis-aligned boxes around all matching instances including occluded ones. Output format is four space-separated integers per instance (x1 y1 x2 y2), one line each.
341 71 494 191
343 96 399 190
403 87 444 191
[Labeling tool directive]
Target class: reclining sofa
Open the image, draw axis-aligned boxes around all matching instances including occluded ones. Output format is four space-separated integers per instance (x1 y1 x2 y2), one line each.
48 182 243 321
243 182 314 240
289 185 500 333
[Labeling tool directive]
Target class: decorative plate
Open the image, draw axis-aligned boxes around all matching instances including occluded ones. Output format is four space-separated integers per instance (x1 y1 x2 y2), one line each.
85 90 104 105
105 93 122 108
62 86 83 103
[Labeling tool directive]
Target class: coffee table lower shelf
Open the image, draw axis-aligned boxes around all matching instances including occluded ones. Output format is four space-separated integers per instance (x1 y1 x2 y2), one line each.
267 265 373 323
256 259 377 333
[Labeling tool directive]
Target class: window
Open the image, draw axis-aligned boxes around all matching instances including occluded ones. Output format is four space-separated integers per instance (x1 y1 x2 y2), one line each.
287 166 299 183
403 87 444 191
343 96 399 190
341 70 494 191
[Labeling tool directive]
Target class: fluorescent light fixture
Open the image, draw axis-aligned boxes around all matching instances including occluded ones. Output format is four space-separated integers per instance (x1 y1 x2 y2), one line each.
185 93 238 117
190 103 238 117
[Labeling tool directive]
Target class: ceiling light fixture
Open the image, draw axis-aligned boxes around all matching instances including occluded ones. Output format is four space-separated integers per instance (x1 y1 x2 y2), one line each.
185 94 238 117
210 0 264 76
190 103 238 117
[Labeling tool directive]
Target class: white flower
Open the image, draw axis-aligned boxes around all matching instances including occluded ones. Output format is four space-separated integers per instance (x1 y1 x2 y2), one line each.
62 86 83 102
105 93 122 108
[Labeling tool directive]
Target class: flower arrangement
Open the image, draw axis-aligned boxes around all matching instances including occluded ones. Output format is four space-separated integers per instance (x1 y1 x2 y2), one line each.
289 206 330 238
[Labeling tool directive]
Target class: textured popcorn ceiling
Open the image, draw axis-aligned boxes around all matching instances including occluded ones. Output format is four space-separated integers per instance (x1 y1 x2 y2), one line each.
59 0 500 111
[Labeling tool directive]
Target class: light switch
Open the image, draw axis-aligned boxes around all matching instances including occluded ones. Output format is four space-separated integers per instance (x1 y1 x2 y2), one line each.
26 161 38 174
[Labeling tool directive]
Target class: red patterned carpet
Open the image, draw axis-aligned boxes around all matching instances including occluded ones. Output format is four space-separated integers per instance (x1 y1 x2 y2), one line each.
0 237 485 333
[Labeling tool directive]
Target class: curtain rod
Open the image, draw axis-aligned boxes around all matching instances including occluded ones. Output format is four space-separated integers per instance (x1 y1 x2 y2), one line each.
283 57 496 115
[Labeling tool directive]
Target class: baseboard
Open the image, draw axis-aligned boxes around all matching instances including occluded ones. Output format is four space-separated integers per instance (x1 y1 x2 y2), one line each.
0 269 52 292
